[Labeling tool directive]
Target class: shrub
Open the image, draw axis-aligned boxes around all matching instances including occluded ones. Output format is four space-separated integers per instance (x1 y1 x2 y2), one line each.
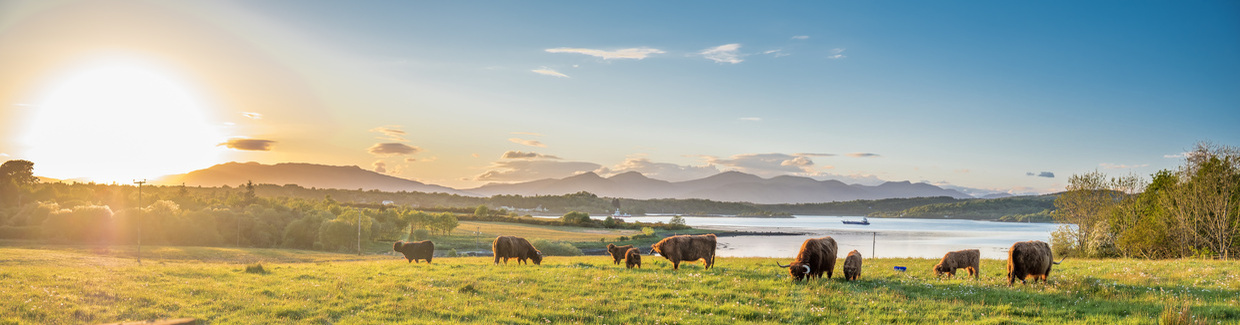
413 229 430 241
641 227 655 236
245 263 268 274
531 239 583 256
447 248 460 257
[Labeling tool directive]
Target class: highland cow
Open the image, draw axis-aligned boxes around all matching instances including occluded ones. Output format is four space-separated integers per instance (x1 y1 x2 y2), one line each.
933 249 980 279
843 249 863 281
1006 240 1064 286
625 247 642 269
393 240 434 263
650 234 716 270
493 236 543 265
776 236 837 281
607 243 635 265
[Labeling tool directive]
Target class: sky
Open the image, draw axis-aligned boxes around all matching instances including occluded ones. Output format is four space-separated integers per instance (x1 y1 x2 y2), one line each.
0 0 1237 195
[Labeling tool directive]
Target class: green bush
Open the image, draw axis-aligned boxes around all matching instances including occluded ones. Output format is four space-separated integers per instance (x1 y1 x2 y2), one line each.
412 229 430 241
530 239 582 256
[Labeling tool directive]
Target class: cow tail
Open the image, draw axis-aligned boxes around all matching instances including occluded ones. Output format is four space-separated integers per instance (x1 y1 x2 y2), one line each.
1052 257 1065 265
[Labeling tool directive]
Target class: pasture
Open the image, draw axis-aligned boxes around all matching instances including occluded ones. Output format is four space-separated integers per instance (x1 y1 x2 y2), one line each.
0 245 1236 324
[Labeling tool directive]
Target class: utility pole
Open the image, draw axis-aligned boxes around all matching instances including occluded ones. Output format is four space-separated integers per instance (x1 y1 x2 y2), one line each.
133 179 145 265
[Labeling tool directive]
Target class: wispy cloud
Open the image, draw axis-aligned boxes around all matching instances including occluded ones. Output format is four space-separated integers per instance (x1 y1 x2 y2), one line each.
218 138 276 151
792 35 810 40
1026 171 1055 178
369 126 407 142
405 158 418 163
511 131 543 136
502 150 561 160
700 43 743 64
368 143 420 155
0 153 9 157
846 152 881 158
545 47 665 60
739 117 762 121
828 48 846 59
1100 163 1149 169
509 138 547 148
793 153 835 157
762 49 790 58
532 68 569 78
373 161 387 174
1163 152 1187 158
242 112 263 120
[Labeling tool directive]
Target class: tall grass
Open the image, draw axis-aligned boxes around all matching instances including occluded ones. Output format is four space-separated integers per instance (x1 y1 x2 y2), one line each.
0 246 1235 324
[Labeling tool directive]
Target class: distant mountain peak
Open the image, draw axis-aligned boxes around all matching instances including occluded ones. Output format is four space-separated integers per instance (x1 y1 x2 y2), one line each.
157 161 474 196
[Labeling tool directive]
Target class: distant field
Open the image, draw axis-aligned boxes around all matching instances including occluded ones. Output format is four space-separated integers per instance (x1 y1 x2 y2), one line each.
460 221 642 242
0 245 1236 324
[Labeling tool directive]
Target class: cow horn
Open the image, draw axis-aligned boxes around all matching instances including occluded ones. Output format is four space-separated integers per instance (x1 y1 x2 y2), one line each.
802 265 811 274
776 262 790 268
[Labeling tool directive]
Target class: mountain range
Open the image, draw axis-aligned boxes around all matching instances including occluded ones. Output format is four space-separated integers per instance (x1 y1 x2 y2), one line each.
155 162 972 204
467 170 972 204
156 162 469 195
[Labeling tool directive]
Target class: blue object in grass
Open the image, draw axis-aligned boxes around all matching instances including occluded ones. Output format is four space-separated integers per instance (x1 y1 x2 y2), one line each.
894 266 907 272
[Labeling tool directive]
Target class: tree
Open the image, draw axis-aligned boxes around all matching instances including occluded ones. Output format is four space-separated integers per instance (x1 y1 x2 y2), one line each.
1052 171 1123 257
561 211 590 225
1160 142 1240 260
0 160 38 207
670 215 687 227
474 205 490 218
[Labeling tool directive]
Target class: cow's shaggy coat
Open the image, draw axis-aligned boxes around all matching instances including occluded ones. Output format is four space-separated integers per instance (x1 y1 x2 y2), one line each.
607 244 634 265
651 234 716 270
843 250 863 281
777 237 838 281
493 236 543 265
625 247 642 269
1007 240 1062 286
934 249 980 279
393 240 434 263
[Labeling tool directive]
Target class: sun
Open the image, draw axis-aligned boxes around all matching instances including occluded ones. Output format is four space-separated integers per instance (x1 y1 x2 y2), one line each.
19 58 227 184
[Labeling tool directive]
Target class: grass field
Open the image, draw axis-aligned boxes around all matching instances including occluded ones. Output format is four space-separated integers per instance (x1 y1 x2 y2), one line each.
1 244 1236 324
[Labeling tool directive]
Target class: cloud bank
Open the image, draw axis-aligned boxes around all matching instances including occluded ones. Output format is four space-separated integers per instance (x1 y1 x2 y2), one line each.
475 160 602 182
509 138 547 148
502 151 560 160
596 158 720 182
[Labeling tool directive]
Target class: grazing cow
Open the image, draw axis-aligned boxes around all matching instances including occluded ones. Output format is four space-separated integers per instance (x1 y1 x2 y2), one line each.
492 236 543 265
625 248 642 269
607 243 634 265
843 250 863 281
650 234 717 270
1007 240 1064 286
933 249 980 279
393 240 434 263
776 237 838 281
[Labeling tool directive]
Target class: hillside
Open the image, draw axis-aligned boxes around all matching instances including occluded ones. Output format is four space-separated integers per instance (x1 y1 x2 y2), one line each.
868 194 1059 220
156 162 473 196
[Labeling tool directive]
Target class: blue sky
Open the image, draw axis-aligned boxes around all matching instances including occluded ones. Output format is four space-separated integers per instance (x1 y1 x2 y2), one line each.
0 0 1237 194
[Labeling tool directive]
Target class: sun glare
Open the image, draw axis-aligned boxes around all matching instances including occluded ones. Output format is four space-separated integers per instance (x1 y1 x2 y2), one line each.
20 59 226 183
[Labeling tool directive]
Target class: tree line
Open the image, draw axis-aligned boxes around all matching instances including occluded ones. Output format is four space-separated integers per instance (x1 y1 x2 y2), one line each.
1052 142 1239 260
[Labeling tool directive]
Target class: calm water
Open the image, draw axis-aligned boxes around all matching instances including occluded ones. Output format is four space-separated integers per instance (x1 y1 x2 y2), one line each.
612 215 1065 260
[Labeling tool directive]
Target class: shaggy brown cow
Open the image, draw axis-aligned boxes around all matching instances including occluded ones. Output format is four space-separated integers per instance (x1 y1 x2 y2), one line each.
625 247 642 269
492 236 543 265
843 250 863 281
650 234 716 270
933 249 980 279
776 236 837 280
607 243 634 265
1007 240 1064 286
393 240 435 263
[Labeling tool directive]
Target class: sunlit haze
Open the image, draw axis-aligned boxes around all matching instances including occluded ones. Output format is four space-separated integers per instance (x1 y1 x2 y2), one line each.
19 58 225 183
0 0 1237 194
